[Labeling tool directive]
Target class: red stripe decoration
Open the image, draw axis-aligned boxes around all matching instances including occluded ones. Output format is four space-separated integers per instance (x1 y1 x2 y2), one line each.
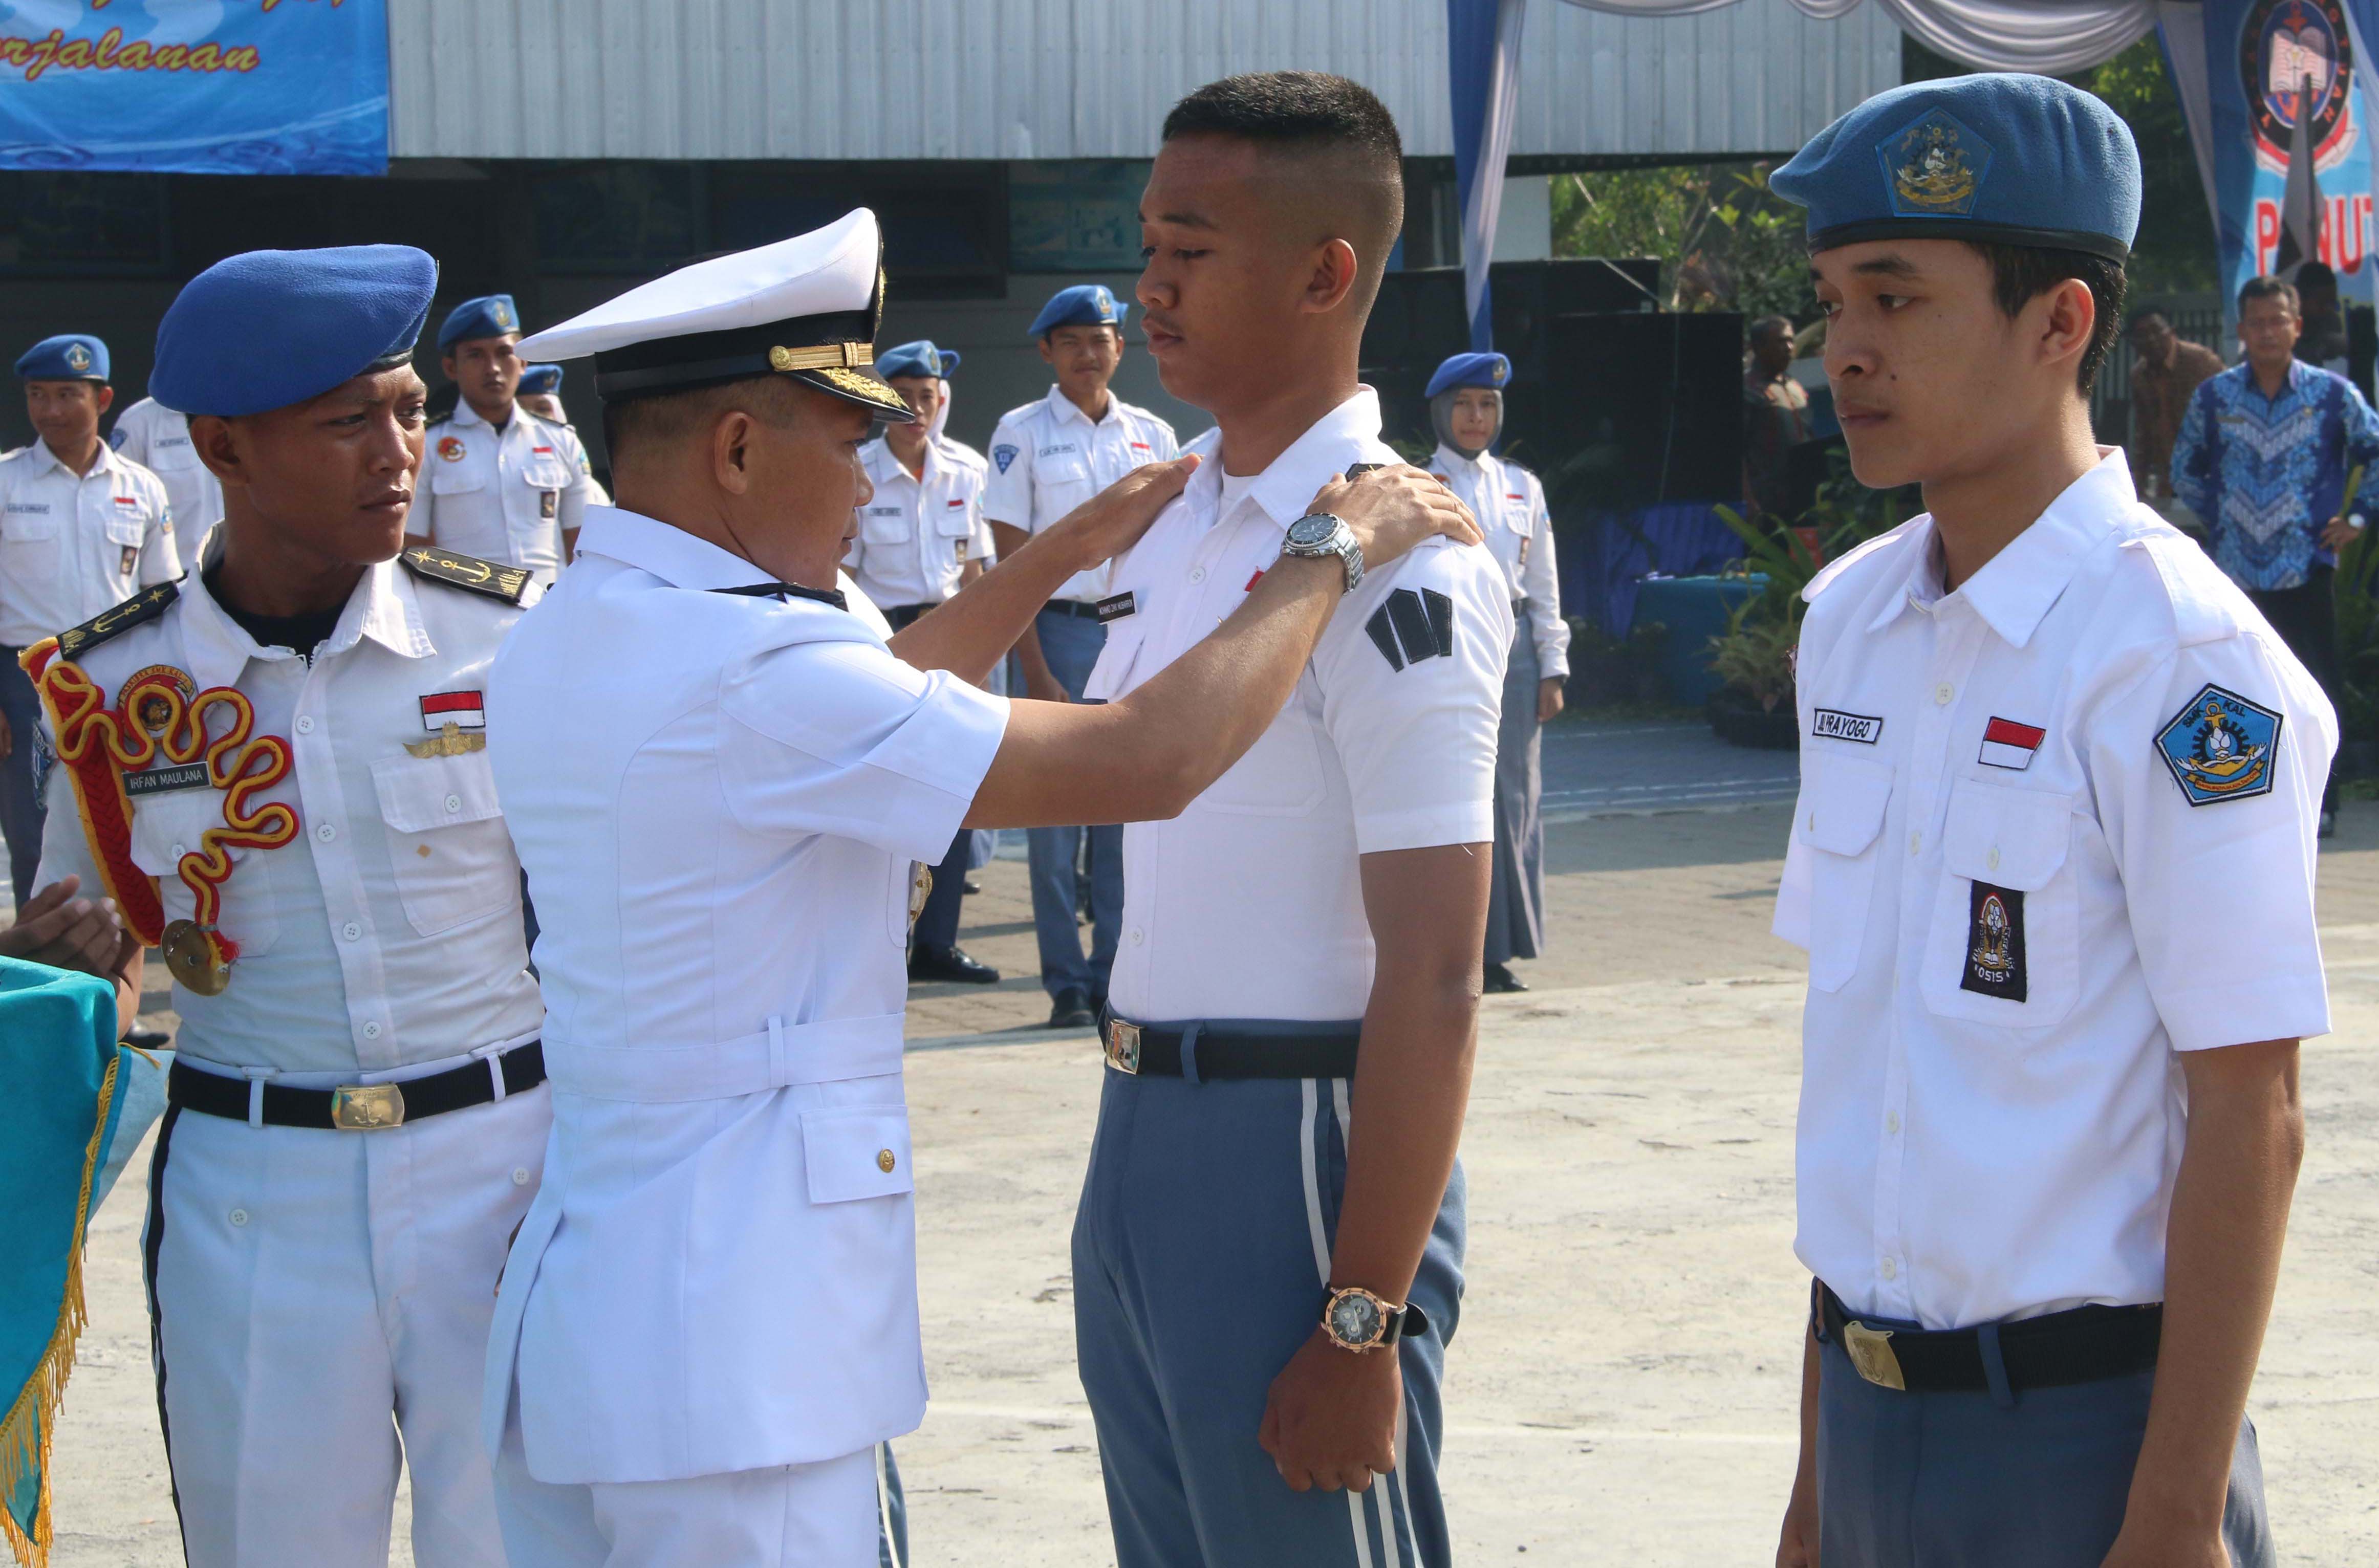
421 691 484 715
1982 717 2045 750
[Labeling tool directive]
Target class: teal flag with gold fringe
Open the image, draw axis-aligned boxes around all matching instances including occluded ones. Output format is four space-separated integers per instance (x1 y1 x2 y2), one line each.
0 956 133 1567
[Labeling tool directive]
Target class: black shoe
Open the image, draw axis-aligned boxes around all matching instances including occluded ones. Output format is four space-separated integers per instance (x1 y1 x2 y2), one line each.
1048 988 1096 1029
1483 962 1528 994
963 877 982 895
125 1025 171 1051
910 943 1001 985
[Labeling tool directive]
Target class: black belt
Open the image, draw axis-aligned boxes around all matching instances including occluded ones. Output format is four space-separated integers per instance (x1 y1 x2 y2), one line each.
1814 1281 2160 1395
168 1042 545 1131
1043 599 1105 620
1101 1014 1359 1079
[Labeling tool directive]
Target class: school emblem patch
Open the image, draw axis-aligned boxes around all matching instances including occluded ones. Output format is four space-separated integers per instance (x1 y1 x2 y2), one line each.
1959 883 2027 1003
993 444 1018 474
2155 684 2283 807
64 341 93 373
437 435 466 463
1878 107 1991 217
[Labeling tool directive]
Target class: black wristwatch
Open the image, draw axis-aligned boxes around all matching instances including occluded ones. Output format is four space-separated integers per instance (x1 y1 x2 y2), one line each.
1320 1284 1430 1354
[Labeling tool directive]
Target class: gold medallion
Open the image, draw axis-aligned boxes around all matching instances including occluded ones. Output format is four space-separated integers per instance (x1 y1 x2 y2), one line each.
161 919 231 996
907 863 933 929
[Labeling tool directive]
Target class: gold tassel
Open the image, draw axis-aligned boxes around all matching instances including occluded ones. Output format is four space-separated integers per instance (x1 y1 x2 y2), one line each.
0 1052 121 1568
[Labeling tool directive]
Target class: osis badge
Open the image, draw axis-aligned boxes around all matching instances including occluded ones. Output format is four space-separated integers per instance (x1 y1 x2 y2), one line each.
2155 684 2283 806
1877 107 1992 217
1959 883 2027 1003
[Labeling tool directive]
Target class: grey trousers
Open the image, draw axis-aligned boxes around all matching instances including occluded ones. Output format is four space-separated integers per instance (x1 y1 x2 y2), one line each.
1816 1333 2274 1567
1484 613 1544 965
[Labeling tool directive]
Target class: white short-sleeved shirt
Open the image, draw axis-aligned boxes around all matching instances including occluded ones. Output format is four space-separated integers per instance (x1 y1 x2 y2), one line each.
844 434 992 611
1088 389 1512 1023
482 506 1009 1485
0 439 179 647
1775 451 2334 1330
982 385 1178 604
36 557 544 1075
1429 443 1569 678
407 399 592 587
110 397 224 566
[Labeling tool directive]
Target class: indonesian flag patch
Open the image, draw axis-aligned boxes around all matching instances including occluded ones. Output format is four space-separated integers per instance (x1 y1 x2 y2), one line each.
419 691 486 732
1978 716 2045 771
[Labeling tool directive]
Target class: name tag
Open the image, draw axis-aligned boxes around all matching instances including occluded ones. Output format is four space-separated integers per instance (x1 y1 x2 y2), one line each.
5 502 50 515
1096 591 1137 623
125 761 210 798
1039 442 1080 458
1811 709 1884 745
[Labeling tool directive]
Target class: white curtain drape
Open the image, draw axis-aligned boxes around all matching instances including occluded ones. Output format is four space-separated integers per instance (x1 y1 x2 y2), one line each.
1557 0 2161 78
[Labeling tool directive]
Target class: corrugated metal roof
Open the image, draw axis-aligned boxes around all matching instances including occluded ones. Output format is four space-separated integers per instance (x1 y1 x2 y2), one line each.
390 0 1900 162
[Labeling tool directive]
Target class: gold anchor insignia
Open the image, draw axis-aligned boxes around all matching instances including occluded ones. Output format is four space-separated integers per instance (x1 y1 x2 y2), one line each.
406 721 485 759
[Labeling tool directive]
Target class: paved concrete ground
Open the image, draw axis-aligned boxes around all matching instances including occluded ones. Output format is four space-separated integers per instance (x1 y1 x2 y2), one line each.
31 734 2379 1564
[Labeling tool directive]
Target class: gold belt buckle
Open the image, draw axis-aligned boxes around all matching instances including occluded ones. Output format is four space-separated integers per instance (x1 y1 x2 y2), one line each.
330 1082 406 1131
1842 1320 1907 1391
1103 1019 1142 1075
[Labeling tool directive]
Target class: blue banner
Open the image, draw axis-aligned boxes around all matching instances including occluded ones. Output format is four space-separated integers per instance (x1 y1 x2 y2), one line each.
0 0 388 175
2205 0 2375 307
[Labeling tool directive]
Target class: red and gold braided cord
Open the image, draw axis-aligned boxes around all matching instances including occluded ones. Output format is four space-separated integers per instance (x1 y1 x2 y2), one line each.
20 643 300 968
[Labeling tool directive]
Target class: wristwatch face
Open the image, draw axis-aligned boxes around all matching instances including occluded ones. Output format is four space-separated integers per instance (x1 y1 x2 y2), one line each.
1328 1291 1383 1346
1286 513 1341 550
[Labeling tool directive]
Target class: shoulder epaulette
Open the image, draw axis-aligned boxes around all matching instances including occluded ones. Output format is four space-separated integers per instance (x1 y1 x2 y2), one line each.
57 581 178 663
399 545 532 605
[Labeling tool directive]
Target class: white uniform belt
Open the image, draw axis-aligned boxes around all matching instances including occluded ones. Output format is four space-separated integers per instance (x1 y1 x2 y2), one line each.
543 1012 905 1103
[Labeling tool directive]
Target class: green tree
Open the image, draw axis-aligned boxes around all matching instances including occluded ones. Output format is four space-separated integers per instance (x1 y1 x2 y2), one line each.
1550 160 1813 321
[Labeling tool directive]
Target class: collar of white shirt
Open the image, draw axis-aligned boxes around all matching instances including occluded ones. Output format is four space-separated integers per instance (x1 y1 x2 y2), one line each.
448 397 515 437
1044 383 1112 429
573 504 787 592
1431 442 1483 475
30 436 130 484
1193 386 1383 533
1869 447 2134 649
864 433 955 488
177 557 434 691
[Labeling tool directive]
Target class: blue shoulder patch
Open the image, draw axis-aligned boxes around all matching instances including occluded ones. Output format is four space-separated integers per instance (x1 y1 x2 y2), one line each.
107 425 128 451
2155 684 2283 807
993 444 1018 474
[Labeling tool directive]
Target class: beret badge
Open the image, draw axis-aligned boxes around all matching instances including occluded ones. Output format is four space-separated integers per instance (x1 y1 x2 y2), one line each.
64 342 93 373
1880 108 1992 218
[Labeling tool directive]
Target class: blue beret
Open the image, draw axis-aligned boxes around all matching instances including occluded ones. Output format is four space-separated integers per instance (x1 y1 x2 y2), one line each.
1426 352 1510 399
518 363 564 395
438 294 521 352
152 245 437 418
15 334 108 383
1772 74 2138 263
1029 285 1126 338
877 340 959 381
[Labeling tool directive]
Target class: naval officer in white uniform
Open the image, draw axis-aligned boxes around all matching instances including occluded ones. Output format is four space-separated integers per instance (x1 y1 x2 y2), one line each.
480 208 1478 1566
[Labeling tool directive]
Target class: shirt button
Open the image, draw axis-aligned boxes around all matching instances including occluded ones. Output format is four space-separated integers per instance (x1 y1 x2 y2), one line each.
1189 567 1206 584
1879 1256 1899 1280
444 793 462 813
1934 683 1954 705
1908 831 1921 856
362 1021 381 1039
1985 847 2001 872
512 1167 532 1187
171 842 187 860
1130 928 1144 945
295 715 315 734
342 921 362 942
1885 1112 1901 1135
228 1207 250 1228
876 1148 898 1173
316 822 337 843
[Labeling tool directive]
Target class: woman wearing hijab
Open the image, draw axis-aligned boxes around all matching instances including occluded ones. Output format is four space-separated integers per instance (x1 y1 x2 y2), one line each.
1426 352 1568 992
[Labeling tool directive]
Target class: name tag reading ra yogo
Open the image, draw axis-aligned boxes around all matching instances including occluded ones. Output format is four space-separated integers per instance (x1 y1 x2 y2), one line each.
19 643 298 996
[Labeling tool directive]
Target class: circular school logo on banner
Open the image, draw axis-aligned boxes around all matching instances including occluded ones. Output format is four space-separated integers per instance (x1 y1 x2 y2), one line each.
2242 0 2357 169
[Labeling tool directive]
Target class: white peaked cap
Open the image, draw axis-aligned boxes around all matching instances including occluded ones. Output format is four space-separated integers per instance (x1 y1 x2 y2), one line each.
516 208 911 419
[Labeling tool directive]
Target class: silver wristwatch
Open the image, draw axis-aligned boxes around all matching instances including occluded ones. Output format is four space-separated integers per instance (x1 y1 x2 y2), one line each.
1279 512 1364 593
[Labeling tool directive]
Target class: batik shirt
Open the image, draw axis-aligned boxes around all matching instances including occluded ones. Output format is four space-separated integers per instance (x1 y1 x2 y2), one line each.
2171 359 2379 591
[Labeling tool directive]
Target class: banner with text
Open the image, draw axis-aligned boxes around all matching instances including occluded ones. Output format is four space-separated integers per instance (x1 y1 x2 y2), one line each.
2206 0 2376 309
0 0 388 175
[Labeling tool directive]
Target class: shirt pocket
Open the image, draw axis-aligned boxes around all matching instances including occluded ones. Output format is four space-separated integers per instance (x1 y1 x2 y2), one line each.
521 455 572 494
1037 453 1098 521
428 454 486 495
858 505 910 545
370 750 519 937
1919 777 2080 1029
127 788 282 958
1 507 61 578
802 1103 917 1204
103 513 145 570
932 497 976 539
1793 753 1894 993
1083 616 1147 702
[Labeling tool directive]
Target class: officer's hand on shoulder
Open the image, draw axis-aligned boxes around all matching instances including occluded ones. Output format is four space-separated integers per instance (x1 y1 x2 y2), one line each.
1048 453 1201 569
1311 463 1483 569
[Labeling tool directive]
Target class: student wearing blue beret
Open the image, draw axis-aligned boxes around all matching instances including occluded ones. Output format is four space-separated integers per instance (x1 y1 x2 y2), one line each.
1768 73 2319 1568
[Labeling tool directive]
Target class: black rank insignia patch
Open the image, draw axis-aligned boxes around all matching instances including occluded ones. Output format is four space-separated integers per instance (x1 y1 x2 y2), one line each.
1959 882 2026 1003
399 546 532 605
56 582 177 664
1365 588 1454 672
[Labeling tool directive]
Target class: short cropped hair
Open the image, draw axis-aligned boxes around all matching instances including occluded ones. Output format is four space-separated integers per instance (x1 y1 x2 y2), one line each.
1967 243 2128 396
2238 274 2300 317
1747 314 1792 342
2126 306 2170 331
1161 72 1405 312
601 373 808 470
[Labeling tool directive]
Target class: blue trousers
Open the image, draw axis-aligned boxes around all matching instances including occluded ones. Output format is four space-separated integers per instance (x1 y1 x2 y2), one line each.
913 827 973 952
1073 1062 1464 1567
1816 1329 2273 1567
1027 609 1122 998
0 646 45 908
